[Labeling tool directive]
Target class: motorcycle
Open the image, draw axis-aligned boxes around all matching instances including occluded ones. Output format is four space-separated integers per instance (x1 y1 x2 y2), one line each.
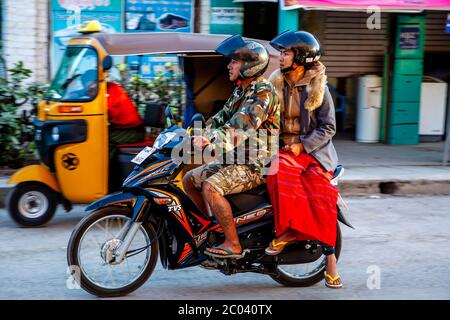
67 110 353 297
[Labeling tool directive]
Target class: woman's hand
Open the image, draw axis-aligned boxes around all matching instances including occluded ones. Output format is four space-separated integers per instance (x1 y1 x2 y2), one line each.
282 143 304 156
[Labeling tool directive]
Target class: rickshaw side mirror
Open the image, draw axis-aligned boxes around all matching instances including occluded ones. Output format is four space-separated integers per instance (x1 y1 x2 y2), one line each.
102 55 113 71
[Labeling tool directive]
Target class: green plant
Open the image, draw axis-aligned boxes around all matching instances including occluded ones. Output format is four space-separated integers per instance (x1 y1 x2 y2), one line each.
116 61 184 121
0 61 48 168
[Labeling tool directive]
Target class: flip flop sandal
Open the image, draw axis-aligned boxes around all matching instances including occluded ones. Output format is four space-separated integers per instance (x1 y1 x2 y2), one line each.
265 239 290 256
205 246 245 259
324 271 343 289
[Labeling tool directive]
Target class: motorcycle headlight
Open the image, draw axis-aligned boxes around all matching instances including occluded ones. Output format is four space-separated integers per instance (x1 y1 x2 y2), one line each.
51 126 60 142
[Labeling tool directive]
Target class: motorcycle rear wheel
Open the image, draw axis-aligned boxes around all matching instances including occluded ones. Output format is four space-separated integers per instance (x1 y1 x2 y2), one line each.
67 207 159 297
270 224 342 287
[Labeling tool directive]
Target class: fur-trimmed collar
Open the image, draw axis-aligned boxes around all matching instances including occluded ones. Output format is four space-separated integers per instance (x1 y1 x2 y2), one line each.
268 61 327 112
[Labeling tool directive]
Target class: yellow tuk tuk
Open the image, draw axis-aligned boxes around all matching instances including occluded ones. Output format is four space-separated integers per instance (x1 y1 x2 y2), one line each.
6 22 279 226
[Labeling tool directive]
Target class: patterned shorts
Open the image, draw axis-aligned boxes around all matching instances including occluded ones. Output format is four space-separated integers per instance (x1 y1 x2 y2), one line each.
188 163 264 196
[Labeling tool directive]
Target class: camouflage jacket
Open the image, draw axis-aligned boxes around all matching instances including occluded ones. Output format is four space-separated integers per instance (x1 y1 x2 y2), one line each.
204 77 280 172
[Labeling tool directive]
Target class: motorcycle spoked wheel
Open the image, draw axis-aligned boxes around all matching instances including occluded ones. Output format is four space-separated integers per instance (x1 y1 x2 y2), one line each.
67 207 159 297
270 224 342 287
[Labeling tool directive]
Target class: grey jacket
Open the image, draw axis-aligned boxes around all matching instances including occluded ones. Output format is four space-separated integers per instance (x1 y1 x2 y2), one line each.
269 62 338 172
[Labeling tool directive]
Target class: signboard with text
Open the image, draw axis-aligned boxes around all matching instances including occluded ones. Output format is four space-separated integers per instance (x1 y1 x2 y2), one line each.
125 0 193 33
50 0 123 76
124 0 193 79
399 27 420 49
282 0 450 10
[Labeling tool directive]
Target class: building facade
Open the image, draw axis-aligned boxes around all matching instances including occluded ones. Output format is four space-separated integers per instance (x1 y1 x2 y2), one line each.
2 0 49 83
1 0 449 145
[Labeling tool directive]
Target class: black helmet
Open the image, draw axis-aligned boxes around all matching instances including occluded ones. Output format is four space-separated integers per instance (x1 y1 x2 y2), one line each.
215 35 269 79
270 30 321 71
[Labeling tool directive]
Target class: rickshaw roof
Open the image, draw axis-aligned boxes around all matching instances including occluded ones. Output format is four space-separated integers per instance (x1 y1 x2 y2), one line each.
79 32 279 57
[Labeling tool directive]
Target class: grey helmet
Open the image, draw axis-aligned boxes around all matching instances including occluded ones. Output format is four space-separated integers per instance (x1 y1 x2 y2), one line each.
215 35 269 79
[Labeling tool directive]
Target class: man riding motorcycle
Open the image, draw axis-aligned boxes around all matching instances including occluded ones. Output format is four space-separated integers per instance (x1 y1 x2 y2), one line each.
66 35 351 298
182 35 280 258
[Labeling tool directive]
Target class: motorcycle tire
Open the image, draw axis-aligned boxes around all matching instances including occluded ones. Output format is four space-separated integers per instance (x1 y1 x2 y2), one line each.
67 206 159 297
7 183 57 227
270 224 342 287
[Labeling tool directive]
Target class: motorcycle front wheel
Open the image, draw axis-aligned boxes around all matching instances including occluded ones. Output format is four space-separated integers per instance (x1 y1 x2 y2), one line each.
270 224 342 287
67 207 159 297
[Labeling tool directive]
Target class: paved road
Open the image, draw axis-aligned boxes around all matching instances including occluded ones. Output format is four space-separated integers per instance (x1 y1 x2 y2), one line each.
0 195 449 300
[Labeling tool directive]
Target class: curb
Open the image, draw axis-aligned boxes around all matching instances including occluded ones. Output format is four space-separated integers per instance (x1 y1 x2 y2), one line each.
1 179 450 209
0 186 10 209
339 179 450 196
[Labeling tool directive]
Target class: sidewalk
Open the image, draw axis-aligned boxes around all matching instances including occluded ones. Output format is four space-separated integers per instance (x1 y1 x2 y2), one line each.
334 137 450 196
1 138 450 207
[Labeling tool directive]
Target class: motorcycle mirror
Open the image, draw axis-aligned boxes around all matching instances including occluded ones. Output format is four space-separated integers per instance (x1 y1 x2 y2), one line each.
102 55 113 71
165 105 175 127
190 113 206 128
165 105 175 119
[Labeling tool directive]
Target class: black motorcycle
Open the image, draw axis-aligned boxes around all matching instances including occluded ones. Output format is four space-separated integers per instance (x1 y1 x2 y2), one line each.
67 110 353 297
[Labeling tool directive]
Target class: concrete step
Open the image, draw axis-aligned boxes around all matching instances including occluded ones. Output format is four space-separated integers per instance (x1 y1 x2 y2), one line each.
338 166 450 196
1 166 450 208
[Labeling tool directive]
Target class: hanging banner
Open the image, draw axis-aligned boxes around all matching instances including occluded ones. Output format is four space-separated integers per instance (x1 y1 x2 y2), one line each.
233 0 277 2
125 0 193 33
52 0 122 12
50 0 123 76
211 0 244 35
282 0 450 11
125 0 193 79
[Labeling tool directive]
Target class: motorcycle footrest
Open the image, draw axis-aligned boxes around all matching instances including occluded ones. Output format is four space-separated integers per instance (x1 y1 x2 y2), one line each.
204 249 250 262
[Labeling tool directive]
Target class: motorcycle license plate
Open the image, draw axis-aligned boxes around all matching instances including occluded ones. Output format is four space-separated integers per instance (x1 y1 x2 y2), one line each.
131 147 156 165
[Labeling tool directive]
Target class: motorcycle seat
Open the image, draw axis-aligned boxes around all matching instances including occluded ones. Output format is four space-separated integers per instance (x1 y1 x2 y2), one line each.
239 184 268 196
225 184 269 215
226 167 343 215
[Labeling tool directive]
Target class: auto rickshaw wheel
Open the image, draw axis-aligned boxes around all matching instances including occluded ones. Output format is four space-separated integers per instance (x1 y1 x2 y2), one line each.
7 183 58 227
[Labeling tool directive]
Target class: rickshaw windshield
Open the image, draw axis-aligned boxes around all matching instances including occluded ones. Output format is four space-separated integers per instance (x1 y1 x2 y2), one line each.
45 46 98 102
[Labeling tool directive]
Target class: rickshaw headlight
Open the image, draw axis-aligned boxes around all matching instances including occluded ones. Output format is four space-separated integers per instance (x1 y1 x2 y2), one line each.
51 126 60 142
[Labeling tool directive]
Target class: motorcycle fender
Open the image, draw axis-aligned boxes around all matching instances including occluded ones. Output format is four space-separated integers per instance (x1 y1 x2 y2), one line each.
337 206 354 229
85 192 138 212
8 164 61 193
158 229 169 269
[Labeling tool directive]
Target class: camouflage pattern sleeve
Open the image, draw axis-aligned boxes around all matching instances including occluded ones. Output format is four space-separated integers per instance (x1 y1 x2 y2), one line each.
205 83 275 153
206 104 227 129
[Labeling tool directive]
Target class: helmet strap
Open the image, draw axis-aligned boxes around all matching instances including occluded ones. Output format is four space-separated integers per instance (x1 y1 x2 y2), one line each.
281 62 299 74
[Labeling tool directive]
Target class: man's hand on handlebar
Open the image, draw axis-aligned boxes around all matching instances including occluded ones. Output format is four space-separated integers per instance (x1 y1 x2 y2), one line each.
193 136 211 149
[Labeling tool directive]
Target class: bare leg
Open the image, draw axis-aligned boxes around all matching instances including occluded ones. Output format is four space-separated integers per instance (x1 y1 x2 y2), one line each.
182 172 209 216
202 182 241 254
265 229 299 253
325 254 342 287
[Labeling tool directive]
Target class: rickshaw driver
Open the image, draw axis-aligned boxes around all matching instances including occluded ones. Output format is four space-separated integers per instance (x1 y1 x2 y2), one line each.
105 77 145 190
182 35 280 258
75 69 145 190
76 70 145 160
